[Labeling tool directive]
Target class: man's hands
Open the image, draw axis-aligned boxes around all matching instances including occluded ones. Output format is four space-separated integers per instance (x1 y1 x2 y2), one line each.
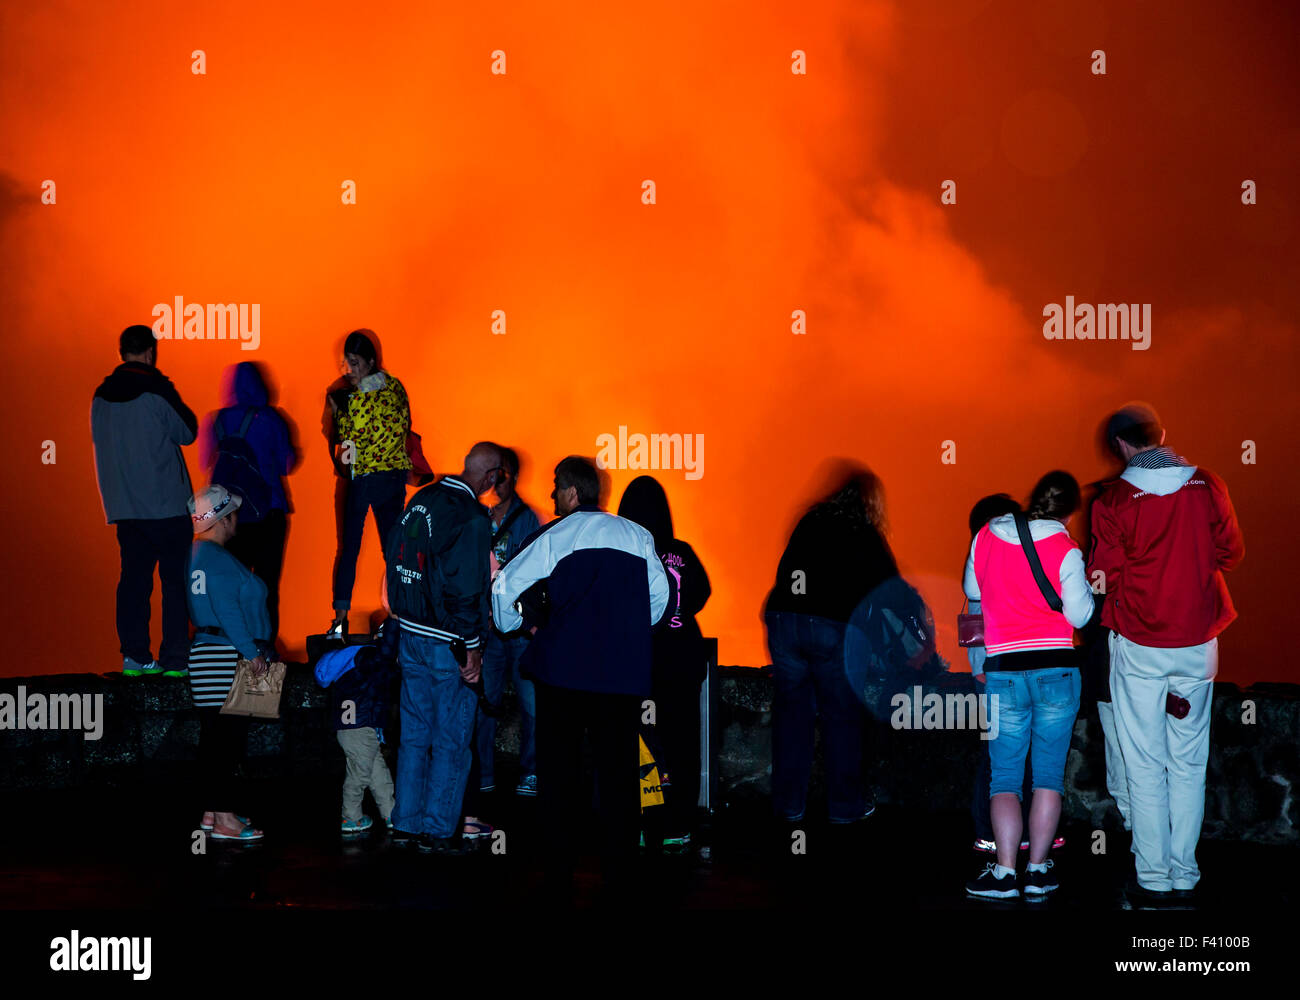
461 648 482 684
249 655 270 678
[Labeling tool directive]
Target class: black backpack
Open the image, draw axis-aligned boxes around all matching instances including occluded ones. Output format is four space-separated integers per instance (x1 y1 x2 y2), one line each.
212 409 272 523
845 576 945 713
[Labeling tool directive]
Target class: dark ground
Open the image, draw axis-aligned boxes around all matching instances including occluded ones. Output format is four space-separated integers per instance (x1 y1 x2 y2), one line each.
1 757 1292 983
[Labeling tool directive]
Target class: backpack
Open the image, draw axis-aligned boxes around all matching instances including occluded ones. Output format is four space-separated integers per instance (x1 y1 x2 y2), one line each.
212 409 272 523
844 576 944 713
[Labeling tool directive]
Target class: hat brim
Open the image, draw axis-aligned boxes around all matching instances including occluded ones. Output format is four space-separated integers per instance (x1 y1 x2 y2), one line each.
194 492 242 531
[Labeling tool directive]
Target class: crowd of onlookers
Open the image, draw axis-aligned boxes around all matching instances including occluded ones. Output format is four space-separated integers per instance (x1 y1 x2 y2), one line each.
91 325 1243 906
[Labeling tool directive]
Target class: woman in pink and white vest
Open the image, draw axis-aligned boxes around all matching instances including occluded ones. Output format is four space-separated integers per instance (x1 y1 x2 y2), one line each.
962 471 1094 900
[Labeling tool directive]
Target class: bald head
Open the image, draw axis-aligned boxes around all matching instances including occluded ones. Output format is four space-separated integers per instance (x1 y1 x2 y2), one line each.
462 441 503 497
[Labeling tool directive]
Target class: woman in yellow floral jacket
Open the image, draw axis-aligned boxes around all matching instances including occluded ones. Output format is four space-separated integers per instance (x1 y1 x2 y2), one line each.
326 329 412 635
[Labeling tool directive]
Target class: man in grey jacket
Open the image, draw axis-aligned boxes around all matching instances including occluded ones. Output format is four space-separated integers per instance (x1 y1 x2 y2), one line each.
91 325 198 676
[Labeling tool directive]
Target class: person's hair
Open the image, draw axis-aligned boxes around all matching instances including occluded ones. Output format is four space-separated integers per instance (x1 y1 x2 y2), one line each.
119 324 155 360
811 470 887 534
1026 471 1081 521
343 329 378 371
499 447 520 477
1114 421 1162 449
968 493 1020 537
617 475 674 549
555 456 600 506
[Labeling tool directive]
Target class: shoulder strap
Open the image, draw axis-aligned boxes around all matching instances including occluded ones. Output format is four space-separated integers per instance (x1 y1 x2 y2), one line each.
236 408 257 438
494 501 527 539
1013 512 1063 612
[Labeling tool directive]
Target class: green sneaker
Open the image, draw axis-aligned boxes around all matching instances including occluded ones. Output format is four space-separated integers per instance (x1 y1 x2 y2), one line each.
161 667 189 678
662 832 692 854
123 657 164 677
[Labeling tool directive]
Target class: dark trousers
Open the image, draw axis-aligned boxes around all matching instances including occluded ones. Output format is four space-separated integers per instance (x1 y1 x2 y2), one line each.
642 668 701 845
226 509 288 642
766 612 868 823
332 470 406 611
114 515 193 671
534 682 641 898
198 708 250 813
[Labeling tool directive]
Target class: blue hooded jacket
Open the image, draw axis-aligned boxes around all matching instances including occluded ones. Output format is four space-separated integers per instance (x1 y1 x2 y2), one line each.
204 363 298 512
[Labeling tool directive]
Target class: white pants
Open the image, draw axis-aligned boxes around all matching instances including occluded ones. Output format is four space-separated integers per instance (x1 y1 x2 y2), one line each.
1108 632 1217 891
1096 700 1131 831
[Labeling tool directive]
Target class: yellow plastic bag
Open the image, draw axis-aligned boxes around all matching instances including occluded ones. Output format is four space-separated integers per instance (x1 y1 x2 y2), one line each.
639 734 665 812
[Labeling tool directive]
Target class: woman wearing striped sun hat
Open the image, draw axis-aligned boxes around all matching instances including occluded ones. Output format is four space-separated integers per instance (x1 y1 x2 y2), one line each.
186 484 271 842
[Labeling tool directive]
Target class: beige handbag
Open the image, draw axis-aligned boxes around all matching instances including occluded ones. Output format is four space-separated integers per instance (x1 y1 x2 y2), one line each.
220 659 287 719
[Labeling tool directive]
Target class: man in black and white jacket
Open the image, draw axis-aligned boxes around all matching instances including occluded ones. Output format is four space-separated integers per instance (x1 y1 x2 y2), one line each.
492 455 669 900
387 442 501 852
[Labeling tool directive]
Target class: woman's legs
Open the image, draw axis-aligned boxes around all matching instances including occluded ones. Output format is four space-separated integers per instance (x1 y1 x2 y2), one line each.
767 613 816 821
984 672 1031 868
1026 666 1082 864
991 793 1023 870
332 477 370 614
199 707 252 832
1027 790 1062 865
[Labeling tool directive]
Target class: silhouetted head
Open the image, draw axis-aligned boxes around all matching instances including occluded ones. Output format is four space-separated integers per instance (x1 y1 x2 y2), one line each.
494 447 521 504
462 442 503 497
119 324 156 365
617 475 674 549
1026 471 1081 523
811 468 888 534
968 493 1020 537
552 456 599 516
342 329 379 385
1105 402 1165 462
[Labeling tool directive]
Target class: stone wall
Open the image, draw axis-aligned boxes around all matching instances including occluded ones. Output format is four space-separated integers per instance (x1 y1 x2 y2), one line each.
2 667 1296 846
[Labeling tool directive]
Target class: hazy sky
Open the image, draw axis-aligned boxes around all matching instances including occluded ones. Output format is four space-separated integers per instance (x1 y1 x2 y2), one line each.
1 0 1294 680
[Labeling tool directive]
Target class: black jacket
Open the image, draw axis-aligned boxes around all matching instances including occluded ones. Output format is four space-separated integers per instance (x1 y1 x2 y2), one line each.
332 648 396 731
765 508 898 623
386 475 492 649
653 539 711 678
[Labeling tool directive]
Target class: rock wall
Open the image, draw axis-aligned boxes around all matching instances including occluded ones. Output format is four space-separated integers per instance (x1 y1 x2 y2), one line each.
2 667 1295 846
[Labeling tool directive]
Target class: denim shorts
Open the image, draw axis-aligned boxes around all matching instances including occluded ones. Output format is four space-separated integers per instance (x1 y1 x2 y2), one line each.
984 667 1081 799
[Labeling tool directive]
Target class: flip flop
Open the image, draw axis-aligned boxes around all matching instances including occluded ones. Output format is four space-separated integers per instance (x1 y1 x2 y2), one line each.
200 813 251 831
210 825 264 841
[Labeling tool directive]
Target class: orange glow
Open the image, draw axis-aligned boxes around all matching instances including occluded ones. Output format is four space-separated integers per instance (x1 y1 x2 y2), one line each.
2 1 1295 681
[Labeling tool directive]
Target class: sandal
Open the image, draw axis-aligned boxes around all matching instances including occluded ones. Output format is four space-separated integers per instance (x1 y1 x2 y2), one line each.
200 812 251 831
210 823 263 841
462 818 494 841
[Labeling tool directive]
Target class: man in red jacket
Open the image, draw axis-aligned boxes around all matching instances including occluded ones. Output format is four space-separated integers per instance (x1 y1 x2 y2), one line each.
1088 404 1244 903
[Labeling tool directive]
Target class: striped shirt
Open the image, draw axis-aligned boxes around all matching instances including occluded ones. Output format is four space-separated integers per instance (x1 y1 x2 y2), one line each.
188 641 238 708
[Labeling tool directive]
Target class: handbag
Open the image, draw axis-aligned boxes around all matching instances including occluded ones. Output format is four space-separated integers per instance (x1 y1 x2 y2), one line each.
220 658 287 719
406 431 434 486
957 597 984 647
957 512 1064 645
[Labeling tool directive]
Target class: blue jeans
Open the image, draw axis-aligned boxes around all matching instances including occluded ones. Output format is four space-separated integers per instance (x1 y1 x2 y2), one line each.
984 667 1081 799
392 633 477 838
474 633 535 786
332 469 406 610
766 612 868 823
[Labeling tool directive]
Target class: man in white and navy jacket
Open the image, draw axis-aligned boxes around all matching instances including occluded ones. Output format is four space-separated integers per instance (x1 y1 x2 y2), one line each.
492 456 669 900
